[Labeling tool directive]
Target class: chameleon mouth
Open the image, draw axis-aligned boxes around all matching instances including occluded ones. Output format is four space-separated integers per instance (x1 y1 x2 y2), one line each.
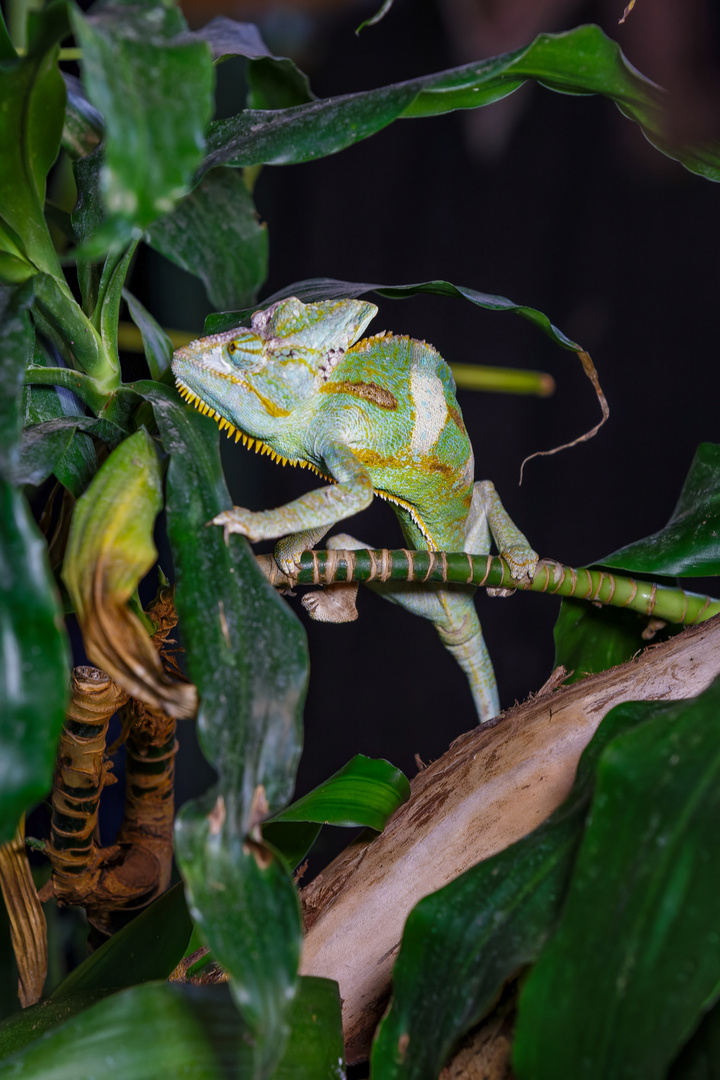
175 379 331 479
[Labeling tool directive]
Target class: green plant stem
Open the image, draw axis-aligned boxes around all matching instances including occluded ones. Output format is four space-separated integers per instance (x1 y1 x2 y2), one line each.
33 274 118 396
450 363 554 396
257 551 720 626
23 366 111 414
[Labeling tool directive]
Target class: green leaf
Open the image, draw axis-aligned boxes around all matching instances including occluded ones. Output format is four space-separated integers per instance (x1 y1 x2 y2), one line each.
553 596 680 683
70 0 214 245
204 275 581 352
12 416 125 490
601 443 720 577
264 754 410 867
0 883 192 1058
52 882 192 1000
23 341 100 497
200 25 720 182
141 382 308 1073
0 976 344 1078
0 283 35 475
62 428 193 715
0 982 226 1078
274 976 345 1079
513 681 720 1080
145 167 268 310
0 4 68 280
370 699 659 1080
0 481 70 843
175 818 302 1077
122 289 173 380
61 73 103 160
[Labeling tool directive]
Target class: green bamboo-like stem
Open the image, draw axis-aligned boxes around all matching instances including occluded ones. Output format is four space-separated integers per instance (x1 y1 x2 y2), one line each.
256 550 720 626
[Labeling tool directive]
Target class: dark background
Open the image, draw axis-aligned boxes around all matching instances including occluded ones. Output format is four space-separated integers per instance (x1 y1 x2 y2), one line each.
133 0 720 850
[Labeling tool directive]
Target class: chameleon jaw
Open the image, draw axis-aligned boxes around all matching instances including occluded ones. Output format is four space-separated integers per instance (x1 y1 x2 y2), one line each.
174 379 330 477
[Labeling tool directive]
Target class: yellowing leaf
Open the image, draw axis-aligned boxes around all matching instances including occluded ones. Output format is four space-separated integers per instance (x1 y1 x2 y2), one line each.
63 430 196 718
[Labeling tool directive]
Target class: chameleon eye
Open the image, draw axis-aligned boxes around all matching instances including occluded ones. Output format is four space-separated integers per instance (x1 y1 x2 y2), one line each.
228 342 237 354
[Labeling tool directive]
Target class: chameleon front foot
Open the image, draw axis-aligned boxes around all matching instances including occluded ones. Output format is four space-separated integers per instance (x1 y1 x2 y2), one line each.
211 507 265 543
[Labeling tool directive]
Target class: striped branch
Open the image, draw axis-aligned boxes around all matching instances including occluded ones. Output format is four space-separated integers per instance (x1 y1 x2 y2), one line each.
256 551 720 626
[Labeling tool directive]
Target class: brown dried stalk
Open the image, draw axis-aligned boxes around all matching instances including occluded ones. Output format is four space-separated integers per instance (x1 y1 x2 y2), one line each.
0 822 47 1007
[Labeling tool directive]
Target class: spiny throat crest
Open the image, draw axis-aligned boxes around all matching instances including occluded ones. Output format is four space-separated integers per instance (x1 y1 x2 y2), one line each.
174 379 331 479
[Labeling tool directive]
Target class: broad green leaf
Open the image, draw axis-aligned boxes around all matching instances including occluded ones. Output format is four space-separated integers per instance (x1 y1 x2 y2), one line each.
204 275 581 352
601 443 720 577
184 15 314 107
0 5 67 280
141 383 308 817
274 976 344 1080
553 596 680 683
0 880 191 1058
142 383 308 1073
0 283 35 474
122 288 173 380
264 754 409 867
0 977 343 1078
60 73 102 160
62 429 195 716
370 699 661 1080
52 882 192 1001
514 681 720 1080
175 816 302 1078
0 481 70 844
70 1 214 247
0 982 226 1078
200 25 720 183
145 167 268 310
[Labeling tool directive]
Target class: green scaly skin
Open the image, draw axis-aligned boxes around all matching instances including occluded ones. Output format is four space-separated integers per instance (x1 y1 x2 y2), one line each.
172 296 538 722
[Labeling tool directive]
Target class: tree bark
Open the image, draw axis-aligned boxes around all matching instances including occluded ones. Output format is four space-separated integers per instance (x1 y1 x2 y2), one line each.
300 615 720 1063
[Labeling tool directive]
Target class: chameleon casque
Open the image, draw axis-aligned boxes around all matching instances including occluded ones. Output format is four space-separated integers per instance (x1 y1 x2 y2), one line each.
172 296 538 722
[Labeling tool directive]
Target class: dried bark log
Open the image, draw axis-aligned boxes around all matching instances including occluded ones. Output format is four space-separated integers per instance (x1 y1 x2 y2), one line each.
300 616 720 1063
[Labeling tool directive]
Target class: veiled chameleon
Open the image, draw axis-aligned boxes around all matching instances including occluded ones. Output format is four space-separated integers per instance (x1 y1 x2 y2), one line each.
172 296 538 721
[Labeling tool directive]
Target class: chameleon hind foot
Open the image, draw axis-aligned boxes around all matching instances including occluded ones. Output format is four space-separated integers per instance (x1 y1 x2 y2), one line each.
300 532 361 623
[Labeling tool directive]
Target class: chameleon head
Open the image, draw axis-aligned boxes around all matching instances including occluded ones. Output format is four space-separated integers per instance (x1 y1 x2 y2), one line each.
172 296 378 439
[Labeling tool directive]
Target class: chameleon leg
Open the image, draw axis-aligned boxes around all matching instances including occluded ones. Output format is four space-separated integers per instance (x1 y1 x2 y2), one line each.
212 442 373 543
304 533 500 721
468 480 538 580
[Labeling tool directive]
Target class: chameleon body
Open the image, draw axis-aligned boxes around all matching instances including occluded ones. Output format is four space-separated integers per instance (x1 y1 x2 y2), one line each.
172 296 538 722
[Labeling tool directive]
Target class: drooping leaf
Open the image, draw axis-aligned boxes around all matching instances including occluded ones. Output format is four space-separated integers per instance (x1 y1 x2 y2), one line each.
0 982 226 1078
0 481 70 844
370 699 661 1080
204 275 581 352
70 0 214 249
200 25 720 183
513 681 720 1080
601 443 720 577
52 882 192 1001
0 882 192 1058
0 5 67 281
553 596 680 683
61 429 196 717
122 289 173 380
142 383 308 1074
264 754 410 868
145 167 268 310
